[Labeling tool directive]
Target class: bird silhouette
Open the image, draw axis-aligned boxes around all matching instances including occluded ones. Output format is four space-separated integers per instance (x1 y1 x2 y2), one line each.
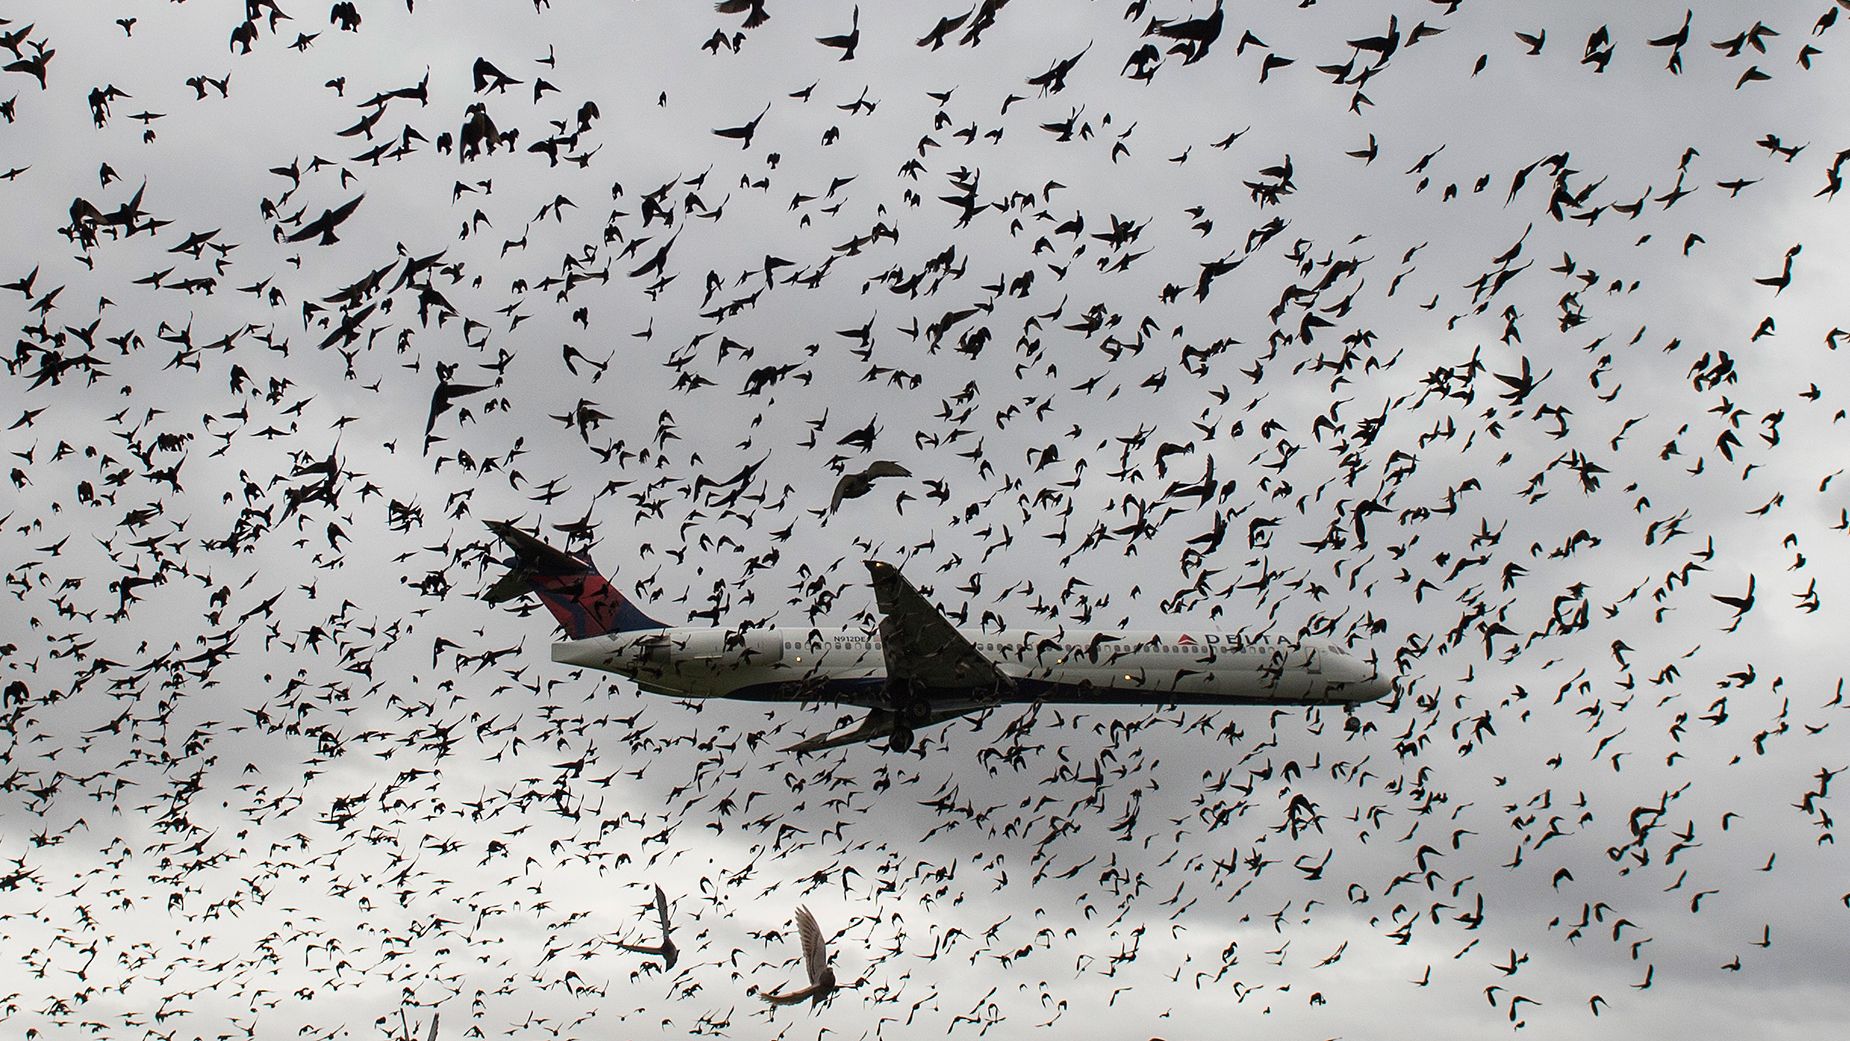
817 6 859 60
716 0 770 29
1146 0 1224 65
830 460 910 512
280 194 364 245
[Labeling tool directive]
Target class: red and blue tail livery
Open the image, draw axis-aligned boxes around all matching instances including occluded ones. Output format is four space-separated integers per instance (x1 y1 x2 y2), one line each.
481 520 665 639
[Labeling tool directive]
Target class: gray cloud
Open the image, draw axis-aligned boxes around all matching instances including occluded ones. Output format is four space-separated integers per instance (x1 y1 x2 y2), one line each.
1 2 1846 1039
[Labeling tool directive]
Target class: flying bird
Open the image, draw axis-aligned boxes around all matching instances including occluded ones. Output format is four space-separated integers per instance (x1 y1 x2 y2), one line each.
1146 0 1225 64
281 195 365 245
817 5 859 60
830 460 911 512
614 884 677 971
761 906 836 1007
715 0 770 28
713 103 771 149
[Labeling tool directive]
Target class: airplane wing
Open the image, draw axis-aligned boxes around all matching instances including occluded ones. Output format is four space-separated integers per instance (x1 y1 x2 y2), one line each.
864 560 1010 690
782 704 984 754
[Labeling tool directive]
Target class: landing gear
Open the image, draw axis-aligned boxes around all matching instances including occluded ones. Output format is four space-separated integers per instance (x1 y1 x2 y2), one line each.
1344 707 1361 733
885 682 928 753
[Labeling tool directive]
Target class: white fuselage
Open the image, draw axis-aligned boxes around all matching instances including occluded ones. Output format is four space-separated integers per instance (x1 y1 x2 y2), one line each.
552 626 1391 709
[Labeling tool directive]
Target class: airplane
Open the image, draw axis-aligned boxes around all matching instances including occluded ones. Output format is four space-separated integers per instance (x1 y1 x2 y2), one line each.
483 521 1393 753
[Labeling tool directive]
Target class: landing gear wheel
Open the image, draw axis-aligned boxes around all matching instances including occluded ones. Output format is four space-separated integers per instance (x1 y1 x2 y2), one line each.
1344 712 1361 733
885 682 928 754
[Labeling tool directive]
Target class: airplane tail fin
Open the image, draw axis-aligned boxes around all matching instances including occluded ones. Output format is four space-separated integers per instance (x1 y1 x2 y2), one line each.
483 520 666 639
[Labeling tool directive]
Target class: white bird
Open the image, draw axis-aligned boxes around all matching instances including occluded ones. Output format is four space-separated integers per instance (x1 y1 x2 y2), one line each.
615 884 677 970
761 905 836 1006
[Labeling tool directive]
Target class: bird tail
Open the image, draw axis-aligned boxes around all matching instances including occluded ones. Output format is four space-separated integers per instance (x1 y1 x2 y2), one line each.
482 521 666 638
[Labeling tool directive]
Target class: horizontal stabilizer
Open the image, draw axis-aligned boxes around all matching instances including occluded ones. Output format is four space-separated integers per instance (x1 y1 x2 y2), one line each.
482 521 595 601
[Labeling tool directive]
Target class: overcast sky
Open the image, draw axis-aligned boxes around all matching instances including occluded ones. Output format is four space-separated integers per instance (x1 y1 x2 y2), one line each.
2 1 1847 1039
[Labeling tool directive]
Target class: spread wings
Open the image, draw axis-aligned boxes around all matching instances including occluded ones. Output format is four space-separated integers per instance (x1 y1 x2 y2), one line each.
795 905 829 985
864 560 1009 689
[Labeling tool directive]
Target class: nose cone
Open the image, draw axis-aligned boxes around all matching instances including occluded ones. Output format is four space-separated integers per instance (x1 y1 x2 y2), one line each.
1326 649 1392 702
1347 670 1393 702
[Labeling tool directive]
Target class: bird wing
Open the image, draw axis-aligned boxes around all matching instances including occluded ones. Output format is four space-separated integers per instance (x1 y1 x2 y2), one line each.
795 905 829 985
864 560 1008 689
829 473 858 513
863 460 912 479
326 193 365 226
653 884 671 938
284 218 324 243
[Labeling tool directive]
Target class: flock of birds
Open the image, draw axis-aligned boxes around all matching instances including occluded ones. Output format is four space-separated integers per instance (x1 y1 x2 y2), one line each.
2 2 1847 1039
